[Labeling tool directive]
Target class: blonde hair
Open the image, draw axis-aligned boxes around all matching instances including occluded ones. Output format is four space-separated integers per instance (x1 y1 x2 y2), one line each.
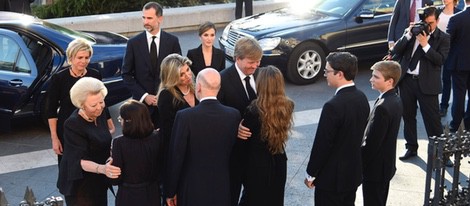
251 66 294 154
66 38 93 64
70 77 107 108
234 37 263 61
157 53 194 105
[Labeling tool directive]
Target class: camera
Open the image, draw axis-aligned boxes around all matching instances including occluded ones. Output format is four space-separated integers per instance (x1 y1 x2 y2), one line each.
411 21 430 36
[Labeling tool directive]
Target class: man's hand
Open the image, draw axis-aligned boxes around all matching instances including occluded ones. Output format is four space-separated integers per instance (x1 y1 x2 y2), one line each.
416 32 429 47
144 94 158 106
166 195 177 206
237 120 252 140
304 178 315 189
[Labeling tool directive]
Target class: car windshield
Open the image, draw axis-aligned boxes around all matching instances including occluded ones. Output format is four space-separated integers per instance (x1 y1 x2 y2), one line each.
289 0 361 16
42 21 95 43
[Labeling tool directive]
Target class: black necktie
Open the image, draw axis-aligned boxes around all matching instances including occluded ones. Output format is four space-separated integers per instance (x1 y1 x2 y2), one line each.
409 44 424 71
150 36 158 72
244 76 256 101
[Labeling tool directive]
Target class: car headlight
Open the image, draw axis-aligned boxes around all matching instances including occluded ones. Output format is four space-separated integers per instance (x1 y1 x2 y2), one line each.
221 24 232 41
258 37 281 51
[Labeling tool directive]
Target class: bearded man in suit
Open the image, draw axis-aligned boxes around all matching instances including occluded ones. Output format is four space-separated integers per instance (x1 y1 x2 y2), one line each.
121 1 182 128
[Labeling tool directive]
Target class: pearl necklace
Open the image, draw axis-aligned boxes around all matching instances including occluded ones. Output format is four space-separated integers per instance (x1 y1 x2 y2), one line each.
181 87 190 96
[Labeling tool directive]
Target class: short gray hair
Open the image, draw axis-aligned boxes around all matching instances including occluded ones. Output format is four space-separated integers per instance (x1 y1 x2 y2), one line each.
70 77 108 108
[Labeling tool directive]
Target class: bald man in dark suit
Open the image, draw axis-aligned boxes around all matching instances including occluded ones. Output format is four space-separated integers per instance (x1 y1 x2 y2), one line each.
165 68 240 206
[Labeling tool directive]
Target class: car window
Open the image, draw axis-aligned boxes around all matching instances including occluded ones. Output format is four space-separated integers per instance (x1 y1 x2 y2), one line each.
0 34 31 73
362 0 395 15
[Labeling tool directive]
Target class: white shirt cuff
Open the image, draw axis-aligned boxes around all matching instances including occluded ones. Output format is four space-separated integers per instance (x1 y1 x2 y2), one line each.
140 93 149 103
305 172 315 182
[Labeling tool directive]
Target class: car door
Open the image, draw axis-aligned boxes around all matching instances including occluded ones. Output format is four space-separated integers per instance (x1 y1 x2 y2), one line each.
343 0 395 60
0 29 38 126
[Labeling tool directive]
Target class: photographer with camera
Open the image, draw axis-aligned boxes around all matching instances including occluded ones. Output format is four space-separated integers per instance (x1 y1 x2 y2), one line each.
391 6 450 164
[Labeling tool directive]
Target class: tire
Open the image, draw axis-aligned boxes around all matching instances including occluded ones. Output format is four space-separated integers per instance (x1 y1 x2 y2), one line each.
286 42 325 85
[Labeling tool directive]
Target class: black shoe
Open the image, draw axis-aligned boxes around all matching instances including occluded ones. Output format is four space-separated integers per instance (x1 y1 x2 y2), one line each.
439 108 447 117
445 159 454 167
399 150 417 160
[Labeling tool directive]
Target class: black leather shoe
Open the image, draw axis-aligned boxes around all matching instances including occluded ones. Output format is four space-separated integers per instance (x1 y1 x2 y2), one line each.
439 108 447 117
399 150 417 160
445 159 454 167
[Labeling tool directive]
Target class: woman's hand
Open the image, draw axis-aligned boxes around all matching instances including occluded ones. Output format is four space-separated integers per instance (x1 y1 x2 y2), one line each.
104 158 121 179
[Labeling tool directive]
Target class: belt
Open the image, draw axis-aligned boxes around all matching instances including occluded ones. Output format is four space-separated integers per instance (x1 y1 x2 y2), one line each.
406 73 419 79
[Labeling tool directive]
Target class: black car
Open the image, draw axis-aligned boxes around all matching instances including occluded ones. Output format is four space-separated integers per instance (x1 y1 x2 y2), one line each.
219 0 397 85
0 12 131 130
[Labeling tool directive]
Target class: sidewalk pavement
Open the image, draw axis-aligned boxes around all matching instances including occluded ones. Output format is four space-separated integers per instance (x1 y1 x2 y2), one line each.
1 102 469 205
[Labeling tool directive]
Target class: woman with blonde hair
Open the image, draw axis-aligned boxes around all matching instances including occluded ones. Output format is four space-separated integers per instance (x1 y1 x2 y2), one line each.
156 53 198 195
47 38 114 165
241 65 294 206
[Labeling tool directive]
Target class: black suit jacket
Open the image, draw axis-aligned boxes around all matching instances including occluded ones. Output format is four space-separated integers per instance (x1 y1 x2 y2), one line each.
186 45 226 76
217 64 253 114
306 86 369 192
393 28 450 95
444 7 470 72
165 99 240 206
362 88 403 182
122 31 181 100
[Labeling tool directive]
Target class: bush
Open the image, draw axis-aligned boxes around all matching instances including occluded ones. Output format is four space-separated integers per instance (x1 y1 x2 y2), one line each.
32 0 229 19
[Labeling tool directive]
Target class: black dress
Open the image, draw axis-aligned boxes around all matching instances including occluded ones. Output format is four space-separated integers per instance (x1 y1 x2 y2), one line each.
242 106 287 206
46 67 103 163
111 131 162 206
57 110 112 206
157 88 198 170
186 45 226 76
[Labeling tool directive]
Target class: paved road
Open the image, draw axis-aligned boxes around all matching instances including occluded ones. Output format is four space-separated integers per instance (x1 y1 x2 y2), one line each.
1 28 469 205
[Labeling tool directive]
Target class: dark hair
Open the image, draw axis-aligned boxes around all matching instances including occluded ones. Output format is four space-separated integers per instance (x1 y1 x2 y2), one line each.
326 52 358 81
143 2 163 16
120 100 154 138
419 6 440 20
198 21 217 36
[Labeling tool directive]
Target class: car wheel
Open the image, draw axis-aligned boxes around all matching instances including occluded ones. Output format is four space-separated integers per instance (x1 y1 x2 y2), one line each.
286 42 325 85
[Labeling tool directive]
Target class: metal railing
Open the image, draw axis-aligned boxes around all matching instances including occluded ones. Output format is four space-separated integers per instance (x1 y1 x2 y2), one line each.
0 187 63 206
424 123 470 205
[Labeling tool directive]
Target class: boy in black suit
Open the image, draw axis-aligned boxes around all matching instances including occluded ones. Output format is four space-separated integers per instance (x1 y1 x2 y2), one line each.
305 52 370 206
362 61 403 206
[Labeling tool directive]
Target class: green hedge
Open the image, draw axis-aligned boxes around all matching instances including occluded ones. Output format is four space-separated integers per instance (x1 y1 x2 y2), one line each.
32 0 228 19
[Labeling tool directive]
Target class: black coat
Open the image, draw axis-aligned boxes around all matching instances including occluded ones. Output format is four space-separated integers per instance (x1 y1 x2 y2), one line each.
306 86 369 192
362 88 403 182
186 45 225 76
393 27 450 95
165 99 240 206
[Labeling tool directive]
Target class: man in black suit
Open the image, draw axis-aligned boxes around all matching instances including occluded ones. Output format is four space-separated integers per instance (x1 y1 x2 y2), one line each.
121 1 182 128
304 52 370 206
448 0 470 131
391 6 449 160
165 68 240 206
388 0 433 50
217 37 262 206
362 61 403 206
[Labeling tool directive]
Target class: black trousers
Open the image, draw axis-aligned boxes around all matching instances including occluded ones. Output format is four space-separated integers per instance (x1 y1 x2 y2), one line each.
450 70 470 129
399 74 442 151
235 0 253 19
314 188 356 206
362 180 390 206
